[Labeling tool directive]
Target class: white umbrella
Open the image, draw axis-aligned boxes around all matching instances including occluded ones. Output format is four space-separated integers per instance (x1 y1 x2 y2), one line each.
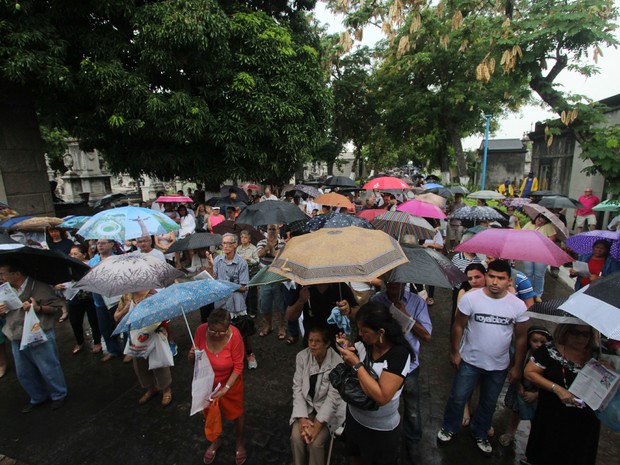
468 190 505 200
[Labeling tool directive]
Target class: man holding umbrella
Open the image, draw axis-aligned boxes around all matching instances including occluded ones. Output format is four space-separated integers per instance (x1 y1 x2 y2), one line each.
0 262 67 412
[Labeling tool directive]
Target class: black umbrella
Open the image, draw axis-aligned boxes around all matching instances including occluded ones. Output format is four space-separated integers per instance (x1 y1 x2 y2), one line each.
323 176 357 188
538 196 584 209
215 196 247 209
530 190 563 197
447 186 470 195
235 200 309 226
304 213 373 233
166 233 223 253
211 220 264 245
423 187 453 198
0 246 90 284
0 232 20 246
219 186 250 203
287 184 321 198
381 245 467 288
93 193 128 209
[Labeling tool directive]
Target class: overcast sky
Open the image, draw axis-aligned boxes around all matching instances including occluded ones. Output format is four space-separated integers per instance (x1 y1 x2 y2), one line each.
314 1 620 150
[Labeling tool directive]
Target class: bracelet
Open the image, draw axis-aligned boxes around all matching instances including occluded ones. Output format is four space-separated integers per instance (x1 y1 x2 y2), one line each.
352 362 364 373
225 384 231 390
550 383 556 392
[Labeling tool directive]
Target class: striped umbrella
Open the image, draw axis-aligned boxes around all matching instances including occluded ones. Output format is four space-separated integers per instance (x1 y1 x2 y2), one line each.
357 208 389 221
371 211 435 241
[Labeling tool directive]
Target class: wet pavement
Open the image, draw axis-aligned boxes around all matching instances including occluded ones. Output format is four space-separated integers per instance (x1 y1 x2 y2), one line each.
1 270 618 465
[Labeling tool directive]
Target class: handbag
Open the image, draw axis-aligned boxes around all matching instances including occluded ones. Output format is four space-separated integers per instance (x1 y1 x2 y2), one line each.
231 314 256 338
329 353 379 411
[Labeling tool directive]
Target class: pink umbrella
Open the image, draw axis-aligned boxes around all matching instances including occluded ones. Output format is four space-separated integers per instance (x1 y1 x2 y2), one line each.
397 199 446 219
362 176 410 190
455 229 573 266
240 183 261 191
356 209 386 221
156 195 194 203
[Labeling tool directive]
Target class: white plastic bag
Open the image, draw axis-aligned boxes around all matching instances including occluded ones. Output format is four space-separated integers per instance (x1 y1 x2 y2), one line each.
20 309 48 350
148 332 174 370
124 323 160 359
190 349 215 416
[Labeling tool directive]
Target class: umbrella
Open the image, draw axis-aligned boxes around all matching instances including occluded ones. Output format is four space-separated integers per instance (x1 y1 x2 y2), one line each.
59 215 92 230
156 195 194 203
304 212 373 232
75 253 184 297
454 228 574 266
381 245 467 288
424 183 444 189
538 196 584 209
315 193 354 209
9 216 64 232
523 204 569 241
501 198 532 207
396 199 447 219
530 190 563 197
219 186 250 203
468 190 505 200
239 183 261 192
113 280 240 335
447 186 470 195
593 199 620 212
211 220 264 245
269 226 408 285
0 232 20 248
362 177 410 190
559 272 620 339
464 225 488 235
371 211 435 241
449 206 505 224
247 266 289 287
323 176 357 188
93 193 128 209
213 196 247 209
356 209 387 221
234 200 309 226
77 206 180 242
528 298 584 325
0 246 90 284
566 230 620 261
415 193 446 208
288 184 321 198
167 233 223 253
423 187 452 198
0 215 33 230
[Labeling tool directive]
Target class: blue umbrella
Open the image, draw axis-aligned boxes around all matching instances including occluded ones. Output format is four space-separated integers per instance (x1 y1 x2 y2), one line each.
304 212 373 233
113 279 240 336
0 215 33 230
424 183 444 189
60 215 92 229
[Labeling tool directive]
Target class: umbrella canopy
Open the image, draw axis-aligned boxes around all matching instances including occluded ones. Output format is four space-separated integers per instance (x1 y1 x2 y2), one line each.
270 226 408 285
213 196 247 209
211 220 264 245
566 230 620 261
356 209 387 221
396 199 447 219
382 245 467 288
113 280 240 334
450 206 505 223
156 195 194 203
304 212 373 233
362 176 410 190
523 204 569 241
239 183 261 192
423 187 452 198
447 186 470 195
593 199 620 212
501 197 532 207
528 298 583 325
0 246 90 284
315 193 354 209
77 206 180 242
559 272 620 338
219 186 250 203
289 184 321 198
0 232 20 248
9 216 64 232
530 190 563 197
234 200 309 226
454 228 574 266
0 215 33 231
93 193 128 209
464 225 489 235
424 183 444 189
75 253 184 297
247 266 289 287
59 215 92 230
167 233 223 253
371 211 435 241
323 176 357 188
468 190 505 200
538 196 584 209
415 192 446 208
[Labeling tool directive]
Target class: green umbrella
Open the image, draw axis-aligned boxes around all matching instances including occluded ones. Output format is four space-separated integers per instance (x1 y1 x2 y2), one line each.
593 199 620 212
247 265 288 287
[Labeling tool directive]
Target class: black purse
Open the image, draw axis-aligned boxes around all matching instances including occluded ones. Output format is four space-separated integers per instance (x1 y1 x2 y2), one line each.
231 314 256 338
329 354 379 411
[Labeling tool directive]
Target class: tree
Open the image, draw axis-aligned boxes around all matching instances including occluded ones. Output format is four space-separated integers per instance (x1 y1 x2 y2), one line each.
0 0 331 185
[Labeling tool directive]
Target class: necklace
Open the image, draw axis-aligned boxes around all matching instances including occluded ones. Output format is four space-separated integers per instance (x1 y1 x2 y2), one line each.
205 331 232 357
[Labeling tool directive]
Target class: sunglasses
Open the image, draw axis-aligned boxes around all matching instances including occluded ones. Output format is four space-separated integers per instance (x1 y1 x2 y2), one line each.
567 328 592 338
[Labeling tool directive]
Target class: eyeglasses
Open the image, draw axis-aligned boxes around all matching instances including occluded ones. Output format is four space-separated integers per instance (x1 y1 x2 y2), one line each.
208 328 229 336
567 328 592 338
222 242 236 245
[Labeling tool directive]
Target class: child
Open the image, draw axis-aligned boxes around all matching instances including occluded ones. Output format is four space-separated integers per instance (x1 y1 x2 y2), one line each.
499 326 552 447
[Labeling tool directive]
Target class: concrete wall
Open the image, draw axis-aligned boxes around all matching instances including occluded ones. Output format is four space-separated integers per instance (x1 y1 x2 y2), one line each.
0 85 55 215
485 152 526 189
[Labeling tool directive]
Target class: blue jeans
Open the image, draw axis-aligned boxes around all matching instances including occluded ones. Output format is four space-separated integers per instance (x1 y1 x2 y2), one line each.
403 368 422 449
259 283 286 314
95 305 122 356
521 261 547 297
12 330 68 404
442 360 507 439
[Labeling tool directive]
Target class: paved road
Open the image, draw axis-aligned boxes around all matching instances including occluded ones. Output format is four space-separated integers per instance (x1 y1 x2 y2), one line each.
1 272 618 465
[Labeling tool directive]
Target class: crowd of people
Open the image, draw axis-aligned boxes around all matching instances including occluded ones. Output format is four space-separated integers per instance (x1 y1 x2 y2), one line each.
1 178 618 465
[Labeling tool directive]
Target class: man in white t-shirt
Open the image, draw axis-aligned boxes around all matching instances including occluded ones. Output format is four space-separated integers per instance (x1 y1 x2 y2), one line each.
135 235 166 262
437 259 528 456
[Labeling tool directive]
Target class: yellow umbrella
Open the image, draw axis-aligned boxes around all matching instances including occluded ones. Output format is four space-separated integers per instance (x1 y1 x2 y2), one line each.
9 216 64 232
270 226 408 285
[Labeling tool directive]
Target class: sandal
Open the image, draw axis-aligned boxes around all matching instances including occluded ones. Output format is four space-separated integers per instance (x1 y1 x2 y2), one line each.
138 389 158 405
426 297 435 306
235 449 248 465
91 344 102 354
72 344 83 355
277 328 286 340
203 447 218 465
259 327 272 337
161 390 172 407
286 336 298 345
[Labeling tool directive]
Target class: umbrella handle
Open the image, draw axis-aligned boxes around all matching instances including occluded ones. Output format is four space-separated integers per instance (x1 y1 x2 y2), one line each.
181 307 196 348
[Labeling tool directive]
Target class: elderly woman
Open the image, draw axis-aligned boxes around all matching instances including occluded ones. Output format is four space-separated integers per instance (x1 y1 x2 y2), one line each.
290 326 345 465
523 324 600 465
189 309 247 465
521 213 557 302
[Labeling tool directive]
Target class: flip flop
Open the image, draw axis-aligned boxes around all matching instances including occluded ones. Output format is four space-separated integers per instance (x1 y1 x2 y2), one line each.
203 447 217 465
235 449 247 465
426 298 435 306
91 344 102 354
259 328 272 337
72 345 83 355
286 336 298 345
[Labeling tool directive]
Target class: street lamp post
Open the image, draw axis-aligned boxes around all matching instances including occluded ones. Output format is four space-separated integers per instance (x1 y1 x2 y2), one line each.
480 114 492 190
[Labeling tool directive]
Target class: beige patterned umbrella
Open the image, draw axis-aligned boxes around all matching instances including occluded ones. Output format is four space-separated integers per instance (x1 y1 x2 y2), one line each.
9 216 64 232
523 203 569 241
269 226 408 285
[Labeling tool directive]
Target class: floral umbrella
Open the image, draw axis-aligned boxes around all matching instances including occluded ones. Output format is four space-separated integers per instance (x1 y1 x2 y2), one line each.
59 215 92 229
304 212 373 232
9 216 64 232
523 203 569 241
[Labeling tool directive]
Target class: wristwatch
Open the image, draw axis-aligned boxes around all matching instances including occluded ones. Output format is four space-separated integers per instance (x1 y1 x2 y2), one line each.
352 362 364 373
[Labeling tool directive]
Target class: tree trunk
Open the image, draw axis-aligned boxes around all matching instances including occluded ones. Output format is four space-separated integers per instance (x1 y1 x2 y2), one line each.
447 125 468 182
